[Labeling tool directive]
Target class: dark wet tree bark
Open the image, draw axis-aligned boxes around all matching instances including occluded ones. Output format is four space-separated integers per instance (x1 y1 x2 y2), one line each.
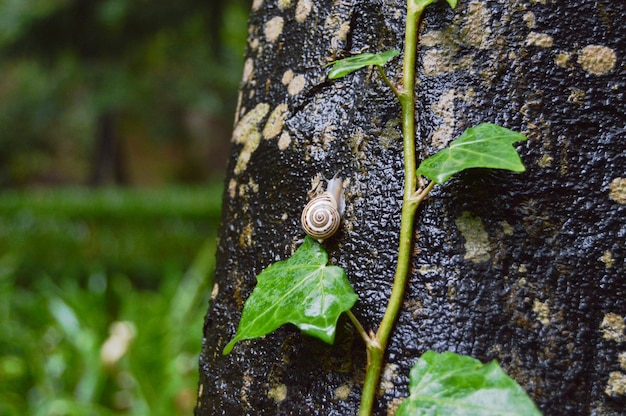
196 0 626 414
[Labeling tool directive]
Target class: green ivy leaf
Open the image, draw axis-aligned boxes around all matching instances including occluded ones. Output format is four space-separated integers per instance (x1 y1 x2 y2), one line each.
223 236 358 354
416 123 527 184
328 50 400 79
396 351 542 416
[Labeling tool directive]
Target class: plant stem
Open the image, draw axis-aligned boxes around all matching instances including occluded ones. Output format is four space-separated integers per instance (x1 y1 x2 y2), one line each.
358 2 429 415
347 310 371 345
376 66 400 99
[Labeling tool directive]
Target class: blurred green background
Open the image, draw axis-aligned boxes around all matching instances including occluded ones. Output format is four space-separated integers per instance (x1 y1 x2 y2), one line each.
0 0 248 414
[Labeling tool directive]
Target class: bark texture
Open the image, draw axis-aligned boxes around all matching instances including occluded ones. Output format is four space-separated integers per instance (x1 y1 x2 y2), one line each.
197 0 626 414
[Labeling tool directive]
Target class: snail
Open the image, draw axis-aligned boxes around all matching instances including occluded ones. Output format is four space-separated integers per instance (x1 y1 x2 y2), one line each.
301 177 345 240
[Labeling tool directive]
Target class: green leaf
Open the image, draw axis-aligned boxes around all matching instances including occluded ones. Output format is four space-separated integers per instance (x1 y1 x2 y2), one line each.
446 0 458 8
396 351 542 416
328 50 400 79
416 123 527 184
223 236 358 354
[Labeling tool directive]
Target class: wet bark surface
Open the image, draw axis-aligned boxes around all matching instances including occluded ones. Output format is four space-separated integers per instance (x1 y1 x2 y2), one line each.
196 0 626 414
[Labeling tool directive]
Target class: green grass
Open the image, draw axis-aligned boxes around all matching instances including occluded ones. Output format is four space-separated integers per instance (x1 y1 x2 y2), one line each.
0 185 221 415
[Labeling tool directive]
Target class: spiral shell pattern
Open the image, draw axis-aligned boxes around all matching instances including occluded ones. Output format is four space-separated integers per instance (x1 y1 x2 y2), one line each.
301 193 341 239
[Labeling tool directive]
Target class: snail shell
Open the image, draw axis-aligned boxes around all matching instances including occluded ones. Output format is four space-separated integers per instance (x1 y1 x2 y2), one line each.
301 177 345 240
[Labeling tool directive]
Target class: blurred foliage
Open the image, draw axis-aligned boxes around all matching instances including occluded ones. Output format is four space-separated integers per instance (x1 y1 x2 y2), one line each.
0 184 223 285
0 185 221 415
0 0 241 411
0 237 216 416
0 0 249 186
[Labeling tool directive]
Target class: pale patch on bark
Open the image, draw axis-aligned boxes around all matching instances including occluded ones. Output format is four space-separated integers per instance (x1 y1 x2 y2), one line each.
233 103 270 145
500 220 514 236
333 384 352 401
532 299 551 326
265 16 284 43
599 251 614 268
228 178 237 199
380 119 401 150
281 69 293 85
278 131 291 150
600 313 626 343
248 37 260 52
455 211 491 263
252 0 264 11
295 0 312 23
609 177 626 204
430 88 457 148
267 384 288 402
232 103 270 174
378 363 399 395
578 45 616 75
239 221 254 248
277 0 292 9
554 52 572 68
605 371 626 397
537 153 553 168
287 74 306 95
422 48 474 76
263 104 289 140
525 32 554 48
234 131 259 174
420 30 445 47
461 1 492 49
238 177 259 194
522 11 536 28
240 369 253 410
242 58 254 84
567 88 585 105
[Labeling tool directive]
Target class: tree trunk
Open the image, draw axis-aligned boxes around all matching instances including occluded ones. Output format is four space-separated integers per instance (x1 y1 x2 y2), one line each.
197 0 626 414
90 111 127 186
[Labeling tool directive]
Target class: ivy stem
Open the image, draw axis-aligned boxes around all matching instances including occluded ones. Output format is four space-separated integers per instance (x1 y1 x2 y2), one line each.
358 3 428 416
376 66 400 99
411 179 436 204
347 310 371 345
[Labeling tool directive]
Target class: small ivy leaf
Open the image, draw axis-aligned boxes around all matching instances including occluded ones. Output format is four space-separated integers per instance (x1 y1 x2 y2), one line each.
328 50 400 79
446 0 458 8
416 123 527 184
396 351 542 416
223 236 358 355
